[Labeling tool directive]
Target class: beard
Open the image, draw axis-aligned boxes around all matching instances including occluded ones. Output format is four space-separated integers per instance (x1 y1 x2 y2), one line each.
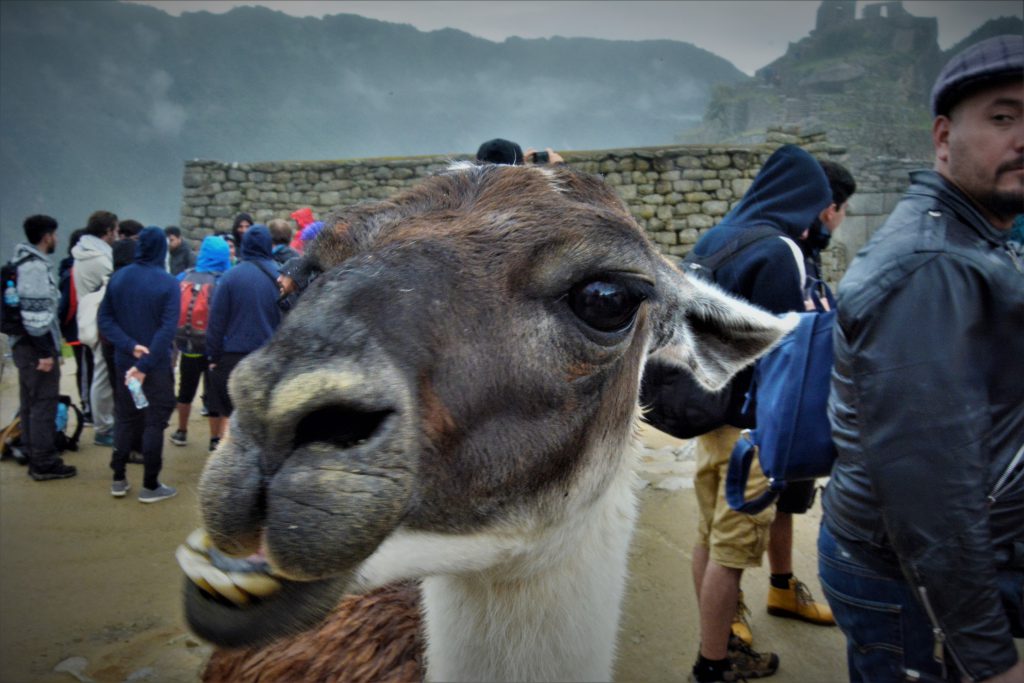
975 187 1024 223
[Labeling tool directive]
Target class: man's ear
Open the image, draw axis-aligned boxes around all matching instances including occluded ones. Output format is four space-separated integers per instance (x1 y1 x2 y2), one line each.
932 115 951 166
650 257 797 391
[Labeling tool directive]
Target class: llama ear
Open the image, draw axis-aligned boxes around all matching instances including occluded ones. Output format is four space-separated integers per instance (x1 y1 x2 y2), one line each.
650 258 798 391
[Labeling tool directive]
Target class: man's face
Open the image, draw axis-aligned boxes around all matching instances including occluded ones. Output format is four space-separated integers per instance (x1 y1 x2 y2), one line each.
168 234 182 250
103 225 117 244
819 201 848 233
934 80 1024 228
42 231 57 254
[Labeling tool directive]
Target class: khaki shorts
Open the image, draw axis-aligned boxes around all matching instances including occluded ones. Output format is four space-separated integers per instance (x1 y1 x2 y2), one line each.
694 425 776 569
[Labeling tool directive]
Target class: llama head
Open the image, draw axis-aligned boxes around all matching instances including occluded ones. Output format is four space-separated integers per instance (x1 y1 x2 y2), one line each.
181 163 794 648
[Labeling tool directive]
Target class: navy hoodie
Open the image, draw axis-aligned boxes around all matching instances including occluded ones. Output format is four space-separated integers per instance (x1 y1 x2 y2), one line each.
690 144 832 314
206 225 281 361
98 226 180 374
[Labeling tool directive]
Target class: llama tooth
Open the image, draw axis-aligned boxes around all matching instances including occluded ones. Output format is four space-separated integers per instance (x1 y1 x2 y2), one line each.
201 564 251 606
185 528 213 554
228 570 282 598
176 545 216 595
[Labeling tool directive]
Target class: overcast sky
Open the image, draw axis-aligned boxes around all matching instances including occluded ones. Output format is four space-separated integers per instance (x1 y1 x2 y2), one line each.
129 1 1022 74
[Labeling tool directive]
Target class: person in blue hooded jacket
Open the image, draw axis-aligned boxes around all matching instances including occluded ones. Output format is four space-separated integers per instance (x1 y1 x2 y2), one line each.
682 145 832 683
97 226 180 503
169 235 231 452
205 224 281 425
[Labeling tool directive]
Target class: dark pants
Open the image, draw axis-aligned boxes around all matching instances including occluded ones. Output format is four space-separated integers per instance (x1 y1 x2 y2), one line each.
177 353 218 416
71 343 94 415
818 523 955 683
13 342 62 472
208 352 247 417
110 361 175 490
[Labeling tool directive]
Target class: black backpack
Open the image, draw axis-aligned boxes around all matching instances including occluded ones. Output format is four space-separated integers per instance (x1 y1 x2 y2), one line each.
1 255 32 336
640 227 781 439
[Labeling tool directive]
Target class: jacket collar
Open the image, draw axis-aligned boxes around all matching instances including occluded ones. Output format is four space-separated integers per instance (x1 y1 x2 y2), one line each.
908 170 1009 247
14 242 51 262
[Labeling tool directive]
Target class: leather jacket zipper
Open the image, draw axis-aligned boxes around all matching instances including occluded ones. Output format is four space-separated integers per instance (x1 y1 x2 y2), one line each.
916 585 967 678
989 443 1024 504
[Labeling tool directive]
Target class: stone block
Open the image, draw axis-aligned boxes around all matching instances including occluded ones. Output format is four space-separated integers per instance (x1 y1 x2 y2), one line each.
638 205 656 219
682 170 717 180
849 192 884 215
673 180 697 192
214 190 242 204
206 206 232 218
656 205 673 220
604 172 622 186
647 217 664 231
660 170 681 181
674 203 700 216
688 214 715 229
227 169 246 182
702 200 729 216
667 244 690 256
245 188 260 201
183 171 204 188
655 181 673 194
677 156 702 169
320 191 342 206
652 230 676 245
732 178 754 195
701 179 722 191
260 191 278 202
715 188 734 200
664 192 683 205
703 154 731 169
678 228 700 245
599 160 617 173
617 185 637 200
684 192 712 202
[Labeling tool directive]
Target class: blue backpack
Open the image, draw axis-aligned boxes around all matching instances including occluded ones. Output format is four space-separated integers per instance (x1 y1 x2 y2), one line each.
724 310 837 514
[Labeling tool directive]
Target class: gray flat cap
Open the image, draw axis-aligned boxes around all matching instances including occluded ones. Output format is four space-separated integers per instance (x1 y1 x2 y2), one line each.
930 34 1023 117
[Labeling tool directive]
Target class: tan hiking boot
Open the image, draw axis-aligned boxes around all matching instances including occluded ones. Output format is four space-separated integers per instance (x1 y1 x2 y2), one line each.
766 576 835 626
731 590 754 646
728 634 779 679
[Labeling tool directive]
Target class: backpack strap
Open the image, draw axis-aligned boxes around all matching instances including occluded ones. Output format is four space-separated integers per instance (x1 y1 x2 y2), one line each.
680 226 781 279
725 430 784 514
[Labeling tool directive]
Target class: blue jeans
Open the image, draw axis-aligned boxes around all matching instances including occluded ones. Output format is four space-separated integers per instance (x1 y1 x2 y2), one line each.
818 523 954 683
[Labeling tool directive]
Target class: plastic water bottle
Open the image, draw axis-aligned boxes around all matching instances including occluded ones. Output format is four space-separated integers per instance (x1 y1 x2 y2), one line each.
3 280 18 307
127 376 149 409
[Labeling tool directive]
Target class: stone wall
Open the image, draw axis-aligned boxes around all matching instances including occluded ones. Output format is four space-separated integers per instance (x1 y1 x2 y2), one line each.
179 128 925 287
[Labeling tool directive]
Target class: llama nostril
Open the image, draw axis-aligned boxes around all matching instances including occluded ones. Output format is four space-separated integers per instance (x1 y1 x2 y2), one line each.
292 406 393 451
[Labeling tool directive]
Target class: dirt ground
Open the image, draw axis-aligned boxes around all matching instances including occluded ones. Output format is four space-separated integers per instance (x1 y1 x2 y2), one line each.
0 356 851 683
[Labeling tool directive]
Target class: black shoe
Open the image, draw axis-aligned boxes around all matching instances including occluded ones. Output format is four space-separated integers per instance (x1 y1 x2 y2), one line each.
209 437 221 452
29 463 78 481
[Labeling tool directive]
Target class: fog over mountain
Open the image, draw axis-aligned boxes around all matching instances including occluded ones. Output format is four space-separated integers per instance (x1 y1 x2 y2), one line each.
0 0 745 253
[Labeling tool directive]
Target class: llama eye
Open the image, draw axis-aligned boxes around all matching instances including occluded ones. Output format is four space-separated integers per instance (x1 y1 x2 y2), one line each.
568 279 648 333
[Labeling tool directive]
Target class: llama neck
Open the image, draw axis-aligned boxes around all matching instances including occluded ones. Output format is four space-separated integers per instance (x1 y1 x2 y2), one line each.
420 454 639 682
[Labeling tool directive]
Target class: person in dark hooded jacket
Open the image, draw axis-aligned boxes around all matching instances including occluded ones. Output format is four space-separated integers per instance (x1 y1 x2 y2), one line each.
673 144 832 683
205 225 281 422
98 226 180 503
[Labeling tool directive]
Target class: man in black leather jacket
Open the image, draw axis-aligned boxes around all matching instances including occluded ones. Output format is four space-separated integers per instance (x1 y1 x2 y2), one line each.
820 35 1024 683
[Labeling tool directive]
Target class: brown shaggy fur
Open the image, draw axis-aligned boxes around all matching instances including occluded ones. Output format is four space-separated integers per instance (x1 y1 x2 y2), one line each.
202 583 424 683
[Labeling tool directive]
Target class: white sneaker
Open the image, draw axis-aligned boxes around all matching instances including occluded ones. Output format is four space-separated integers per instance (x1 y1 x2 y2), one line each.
111 479 130 498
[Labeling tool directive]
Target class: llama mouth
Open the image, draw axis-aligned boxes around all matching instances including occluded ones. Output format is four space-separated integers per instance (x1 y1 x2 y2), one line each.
180 528 350 648
176 528 283 606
